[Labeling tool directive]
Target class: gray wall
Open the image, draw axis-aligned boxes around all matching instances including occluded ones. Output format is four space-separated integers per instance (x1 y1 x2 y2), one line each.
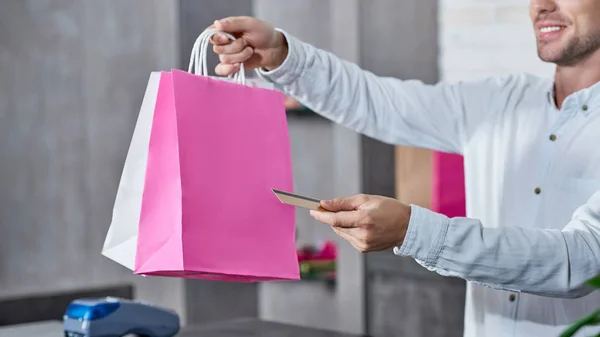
250 0 467 335
0 0 187 322
253 0 365 334
252 1 467 335
357 1 467 336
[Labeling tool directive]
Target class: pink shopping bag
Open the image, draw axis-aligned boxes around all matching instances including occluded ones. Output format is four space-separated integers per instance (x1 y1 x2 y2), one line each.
133 68 299 281
431 152 466 218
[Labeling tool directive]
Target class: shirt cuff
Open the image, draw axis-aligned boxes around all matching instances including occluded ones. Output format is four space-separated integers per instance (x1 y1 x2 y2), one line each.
255 29 306 86
393 205 450 266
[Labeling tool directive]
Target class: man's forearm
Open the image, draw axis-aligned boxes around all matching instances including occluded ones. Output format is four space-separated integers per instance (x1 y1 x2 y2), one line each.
396 199 600 298
255 30 492 154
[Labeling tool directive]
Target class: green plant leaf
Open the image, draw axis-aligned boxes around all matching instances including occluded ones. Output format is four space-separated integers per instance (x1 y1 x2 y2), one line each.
560 308 600 337
588 275 600 289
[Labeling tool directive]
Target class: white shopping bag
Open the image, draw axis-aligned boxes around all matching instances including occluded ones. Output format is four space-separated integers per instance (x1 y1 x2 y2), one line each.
102 72 160 270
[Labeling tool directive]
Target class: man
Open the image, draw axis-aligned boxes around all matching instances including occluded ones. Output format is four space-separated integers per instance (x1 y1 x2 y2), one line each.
209 0 600 336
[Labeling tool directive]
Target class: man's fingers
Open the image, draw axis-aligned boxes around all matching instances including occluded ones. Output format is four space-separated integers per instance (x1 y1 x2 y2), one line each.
215 63 240 76
213 37 247 54
210 33 231 46
332 227 369 253
218 46 254 64
309 210 360 228
206 23 229 46
332 227 356 244
320 194 369 212
214 16 254 34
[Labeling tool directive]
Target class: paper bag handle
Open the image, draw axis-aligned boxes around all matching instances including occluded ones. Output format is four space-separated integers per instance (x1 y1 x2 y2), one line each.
188 28 246 85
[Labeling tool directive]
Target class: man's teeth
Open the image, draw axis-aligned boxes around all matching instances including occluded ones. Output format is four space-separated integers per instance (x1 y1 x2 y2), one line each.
540 26 563 33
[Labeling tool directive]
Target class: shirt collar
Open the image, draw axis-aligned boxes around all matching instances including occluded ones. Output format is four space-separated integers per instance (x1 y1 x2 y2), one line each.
547 80 600 115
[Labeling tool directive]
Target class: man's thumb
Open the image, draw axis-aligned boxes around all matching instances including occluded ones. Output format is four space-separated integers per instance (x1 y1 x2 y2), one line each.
214 16 253 33
321 194 368 212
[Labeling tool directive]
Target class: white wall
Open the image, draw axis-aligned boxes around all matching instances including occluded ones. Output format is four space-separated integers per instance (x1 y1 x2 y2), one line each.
438 0 555 81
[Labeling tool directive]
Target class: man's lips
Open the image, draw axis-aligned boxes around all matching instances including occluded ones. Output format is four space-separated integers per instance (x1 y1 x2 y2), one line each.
536 23 567 41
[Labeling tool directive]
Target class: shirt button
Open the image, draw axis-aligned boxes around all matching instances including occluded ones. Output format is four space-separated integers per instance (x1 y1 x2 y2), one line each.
582 104 589 111
509 294 516 302
549 134 557 141
534 187 541 195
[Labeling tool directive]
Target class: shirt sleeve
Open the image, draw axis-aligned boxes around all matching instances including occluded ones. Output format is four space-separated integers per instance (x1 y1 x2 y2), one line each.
395 190 600 298
256 29 524 155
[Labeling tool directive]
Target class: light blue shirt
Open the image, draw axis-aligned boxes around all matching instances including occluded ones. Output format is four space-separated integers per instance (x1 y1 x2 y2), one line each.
258 30 600 337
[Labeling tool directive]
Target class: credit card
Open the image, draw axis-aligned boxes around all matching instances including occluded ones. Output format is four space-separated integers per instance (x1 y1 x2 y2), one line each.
271 189 327 211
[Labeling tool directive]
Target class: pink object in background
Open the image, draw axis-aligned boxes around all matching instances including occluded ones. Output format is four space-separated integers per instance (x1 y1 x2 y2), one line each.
316 241 337 260
431 151 466 217
134 70 299 281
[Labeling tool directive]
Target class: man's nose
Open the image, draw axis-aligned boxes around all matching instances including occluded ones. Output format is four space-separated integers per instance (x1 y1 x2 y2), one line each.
531 0 557 14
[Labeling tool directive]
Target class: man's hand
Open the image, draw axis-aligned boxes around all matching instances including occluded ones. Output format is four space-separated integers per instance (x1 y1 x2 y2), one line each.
309 194 412 253
209 16 288 76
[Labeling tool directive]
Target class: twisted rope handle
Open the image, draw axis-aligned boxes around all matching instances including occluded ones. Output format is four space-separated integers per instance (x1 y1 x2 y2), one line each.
188 28 246 85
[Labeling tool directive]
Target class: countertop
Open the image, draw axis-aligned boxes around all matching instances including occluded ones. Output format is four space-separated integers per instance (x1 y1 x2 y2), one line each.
0 318 369 337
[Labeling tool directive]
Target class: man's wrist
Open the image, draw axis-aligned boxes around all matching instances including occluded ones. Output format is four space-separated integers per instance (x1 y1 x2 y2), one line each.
256 29 305 86
393 205 450 266
396 203 411 246
394 204 419 256
263 31 288 71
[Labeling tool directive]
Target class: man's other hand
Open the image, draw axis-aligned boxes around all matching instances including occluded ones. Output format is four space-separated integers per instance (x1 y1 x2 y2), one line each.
310 194 412 253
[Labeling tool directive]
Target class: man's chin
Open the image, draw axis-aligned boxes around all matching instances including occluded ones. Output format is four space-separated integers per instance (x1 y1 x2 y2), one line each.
537 47 564 64
537 54 557 64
